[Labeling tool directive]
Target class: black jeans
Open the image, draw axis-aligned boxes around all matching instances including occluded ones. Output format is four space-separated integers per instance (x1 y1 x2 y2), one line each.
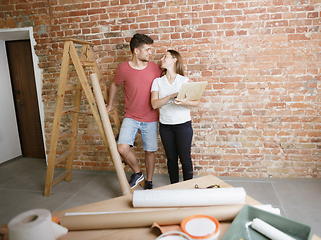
159 121 193 184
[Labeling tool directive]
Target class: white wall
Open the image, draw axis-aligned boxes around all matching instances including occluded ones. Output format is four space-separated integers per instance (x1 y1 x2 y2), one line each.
0 27 46 163
0 40 21 163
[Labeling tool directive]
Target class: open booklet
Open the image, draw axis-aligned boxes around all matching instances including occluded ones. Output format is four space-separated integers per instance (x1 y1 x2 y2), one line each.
177 81 208 100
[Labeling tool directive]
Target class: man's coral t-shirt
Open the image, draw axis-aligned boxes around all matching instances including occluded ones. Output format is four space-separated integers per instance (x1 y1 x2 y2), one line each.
114 61 162 122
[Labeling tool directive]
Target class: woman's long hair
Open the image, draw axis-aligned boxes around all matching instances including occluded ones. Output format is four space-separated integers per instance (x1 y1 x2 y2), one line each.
162 50 185 76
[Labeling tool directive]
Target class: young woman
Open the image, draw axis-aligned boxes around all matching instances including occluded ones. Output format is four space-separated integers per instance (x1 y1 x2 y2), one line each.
151 50 200 184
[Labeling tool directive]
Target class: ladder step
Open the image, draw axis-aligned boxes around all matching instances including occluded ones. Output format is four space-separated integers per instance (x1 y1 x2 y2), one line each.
65 84 81 91
61 107 77 117
81 60 95 67
108 108 117 115
54 151 72 166
52 171 70 187
100 85 107 91
58 129 74 141
59 38 94 45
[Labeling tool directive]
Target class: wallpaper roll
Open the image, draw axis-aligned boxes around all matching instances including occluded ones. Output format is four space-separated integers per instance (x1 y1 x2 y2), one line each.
60 205 244 231
132 188 246 207
8 209 68 240
251 218 296 240
91 73 131 196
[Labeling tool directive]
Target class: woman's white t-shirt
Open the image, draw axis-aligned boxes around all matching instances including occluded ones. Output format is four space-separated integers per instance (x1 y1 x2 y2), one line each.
151 74 191 125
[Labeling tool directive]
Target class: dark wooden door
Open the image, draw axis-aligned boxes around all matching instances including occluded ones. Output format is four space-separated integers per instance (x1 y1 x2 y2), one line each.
6 40 45 158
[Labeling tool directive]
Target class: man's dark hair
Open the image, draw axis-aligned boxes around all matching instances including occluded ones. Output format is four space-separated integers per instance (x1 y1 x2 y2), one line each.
130 33 154 53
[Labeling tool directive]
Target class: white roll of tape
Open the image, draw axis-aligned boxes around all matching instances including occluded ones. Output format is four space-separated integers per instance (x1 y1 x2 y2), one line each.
181 215 220 240
8 209 68 240
156 231 192 240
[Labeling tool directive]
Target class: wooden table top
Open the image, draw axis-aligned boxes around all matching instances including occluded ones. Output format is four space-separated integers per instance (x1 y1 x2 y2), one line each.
52 175 320 240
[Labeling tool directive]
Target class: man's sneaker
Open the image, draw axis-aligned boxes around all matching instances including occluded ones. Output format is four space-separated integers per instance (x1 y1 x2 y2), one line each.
145 181 153 190
129 171 144 189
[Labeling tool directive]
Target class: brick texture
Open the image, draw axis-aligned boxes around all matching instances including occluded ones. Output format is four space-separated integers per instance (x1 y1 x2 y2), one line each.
1 0 320 178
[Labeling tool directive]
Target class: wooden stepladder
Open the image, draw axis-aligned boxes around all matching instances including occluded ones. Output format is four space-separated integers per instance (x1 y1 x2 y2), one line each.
44 38 127 196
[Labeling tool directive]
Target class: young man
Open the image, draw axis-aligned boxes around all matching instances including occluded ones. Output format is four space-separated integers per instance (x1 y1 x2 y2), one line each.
106 33 162 189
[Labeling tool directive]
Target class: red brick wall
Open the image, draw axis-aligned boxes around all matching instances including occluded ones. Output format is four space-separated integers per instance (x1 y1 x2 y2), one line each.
1 0 320 178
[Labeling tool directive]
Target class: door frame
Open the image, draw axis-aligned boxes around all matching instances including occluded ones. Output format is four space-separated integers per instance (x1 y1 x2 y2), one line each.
0 27 47 161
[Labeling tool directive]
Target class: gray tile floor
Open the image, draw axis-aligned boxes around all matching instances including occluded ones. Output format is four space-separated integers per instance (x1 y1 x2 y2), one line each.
1 156 320 237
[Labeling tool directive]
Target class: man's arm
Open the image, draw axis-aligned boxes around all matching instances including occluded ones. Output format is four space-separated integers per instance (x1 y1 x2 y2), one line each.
106 80 118 112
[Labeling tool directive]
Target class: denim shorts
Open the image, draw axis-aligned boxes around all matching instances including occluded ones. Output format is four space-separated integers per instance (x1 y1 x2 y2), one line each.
117 118 158 152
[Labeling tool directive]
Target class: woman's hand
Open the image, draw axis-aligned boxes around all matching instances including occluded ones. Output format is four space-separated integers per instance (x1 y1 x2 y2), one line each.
174 94 200 107
174 97 189 106
169 92 178 99
151 91 179 109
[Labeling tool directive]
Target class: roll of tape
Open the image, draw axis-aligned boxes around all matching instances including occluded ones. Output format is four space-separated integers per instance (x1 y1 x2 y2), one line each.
181 215 220 240
8 209 68 240
156 231 192 240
